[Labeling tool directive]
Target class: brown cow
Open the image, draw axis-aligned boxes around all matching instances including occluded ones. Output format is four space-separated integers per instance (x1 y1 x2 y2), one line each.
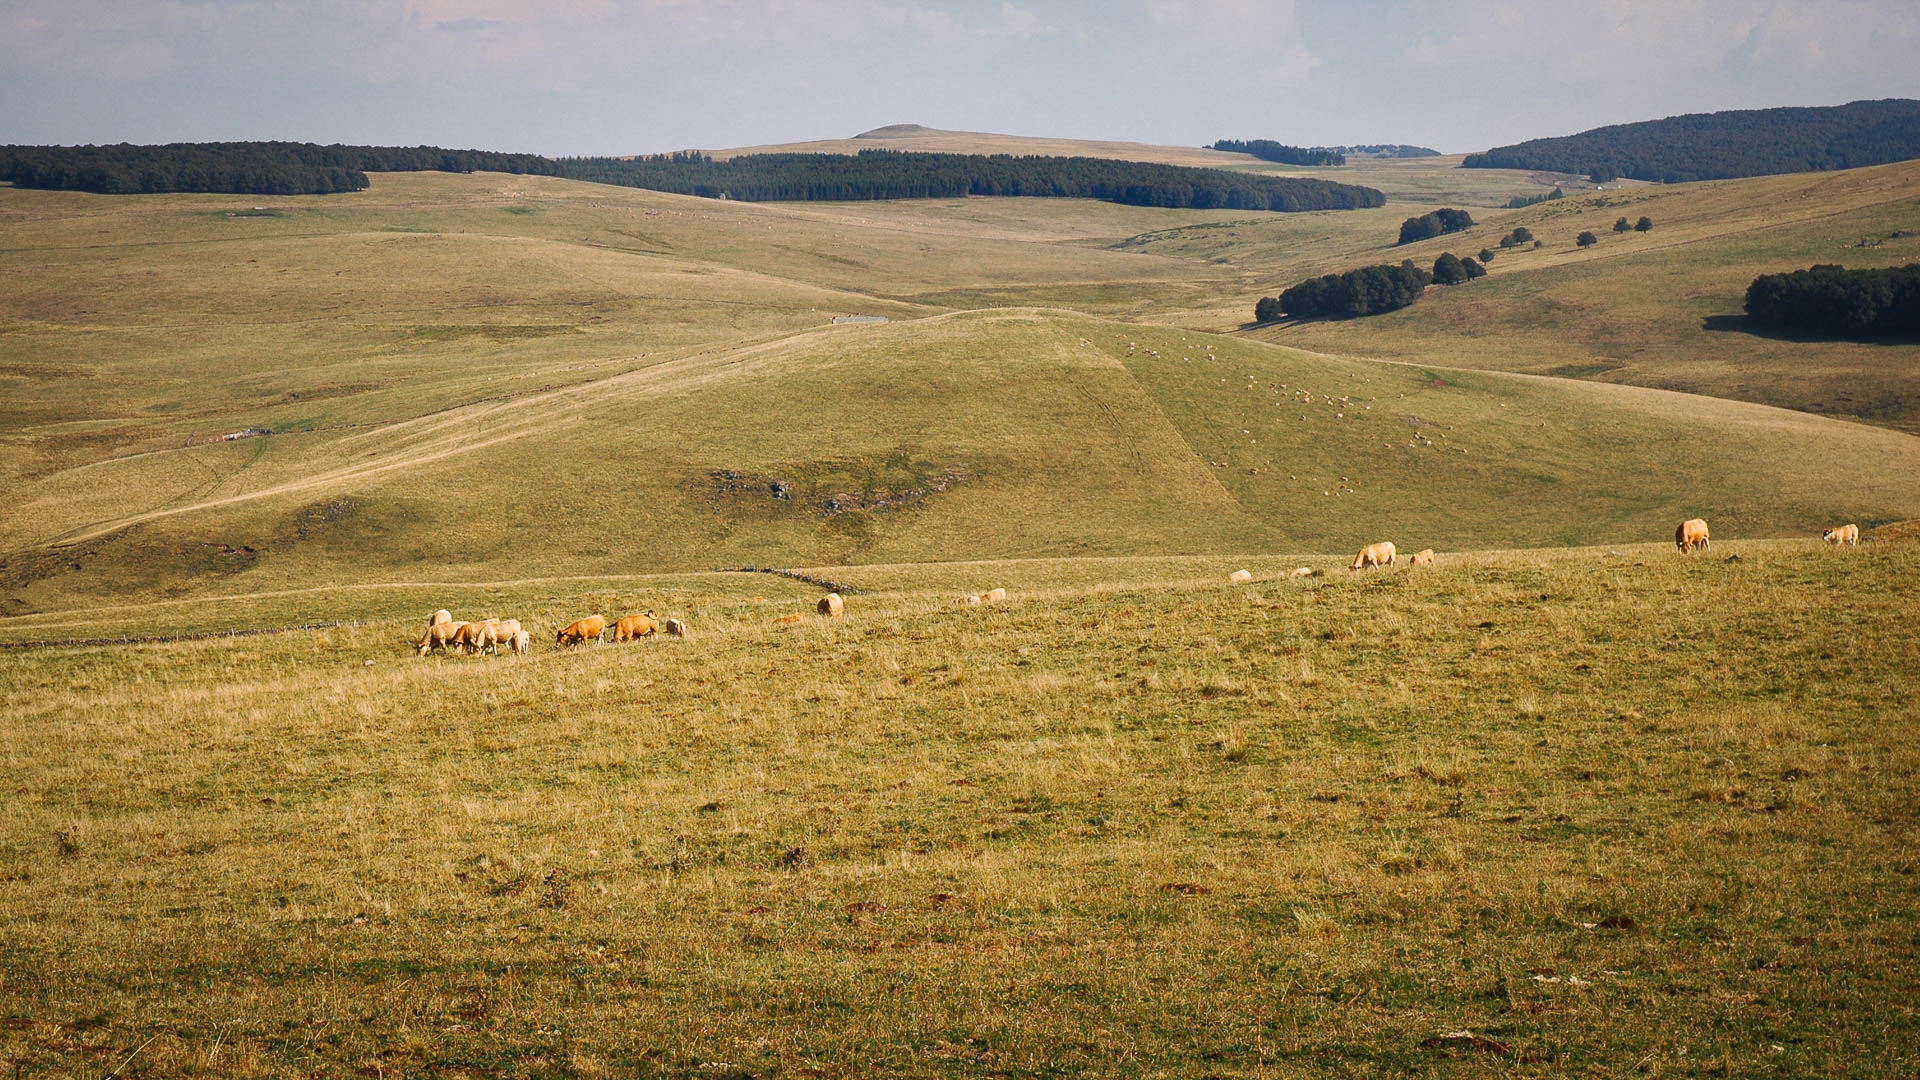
461 617 522 655
1410 549 1435 566
613 611 659 642
663 618 687 638
1822 523 1860 547
1676 518 1710 555
453 620 489 652
429 609 453 628
557 615 607 647
774 613 804 627
1349 541 1396 570
510 630 530 656
981 587 1008 603
818 593 844 617
418 620 468 655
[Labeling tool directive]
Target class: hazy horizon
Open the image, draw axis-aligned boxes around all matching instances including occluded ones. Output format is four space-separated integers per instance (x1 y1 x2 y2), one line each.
4 1 1918 157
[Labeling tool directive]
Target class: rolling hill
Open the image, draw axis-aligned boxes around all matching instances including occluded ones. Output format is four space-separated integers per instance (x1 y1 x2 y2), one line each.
1463 97 1920 182
3 162 1919 616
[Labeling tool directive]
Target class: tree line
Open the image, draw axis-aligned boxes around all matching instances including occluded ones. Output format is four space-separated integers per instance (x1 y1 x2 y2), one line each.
1397 208 1474 244
1462 98 1920 184
0 142 560 195
561 149 1385 211
1209 140 1345 166
1744 263 1920 340
0 142 1388 212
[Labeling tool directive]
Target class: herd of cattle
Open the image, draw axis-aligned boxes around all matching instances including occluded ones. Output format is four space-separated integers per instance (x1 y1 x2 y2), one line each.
413 588 1015 657
1326 518 1860 574
416 518 1863 656
415 607 688 656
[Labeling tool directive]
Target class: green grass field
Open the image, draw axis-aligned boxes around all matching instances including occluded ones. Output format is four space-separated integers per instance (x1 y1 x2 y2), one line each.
3 135 1919 1075
2 540 1916 1076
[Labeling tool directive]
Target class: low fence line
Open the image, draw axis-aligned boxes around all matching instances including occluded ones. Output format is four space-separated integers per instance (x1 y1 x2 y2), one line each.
714 567 868 596
0 621 353 651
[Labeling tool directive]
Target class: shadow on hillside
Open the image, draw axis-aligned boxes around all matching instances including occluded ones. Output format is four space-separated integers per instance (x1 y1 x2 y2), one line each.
1701 314 1920 346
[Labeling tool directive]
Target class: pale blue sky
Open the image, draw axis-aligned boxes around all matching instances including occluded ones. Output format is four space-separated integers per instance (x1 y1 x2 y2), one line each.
4 1 1916 155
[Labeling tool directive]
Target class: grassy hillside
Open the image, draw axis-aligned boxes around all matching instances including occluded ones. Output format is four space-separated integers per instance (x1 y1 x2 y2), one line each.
4 166 1919 617
5 305 1917 616
2 541 1915 1075
1211 159 1920 429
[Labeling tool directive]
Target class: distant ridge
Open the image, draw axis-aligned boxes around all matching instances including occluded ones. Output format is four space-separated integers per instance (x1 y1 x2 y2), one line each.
1463 98 1920 183
855 124 938 138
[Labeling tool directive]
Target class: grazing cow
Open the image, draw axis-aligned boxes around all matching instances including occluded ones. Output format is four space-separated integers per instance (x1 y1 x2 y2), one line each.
663 618 687 637
1823 523 1860 547
429 609 453 627
958 594 981 606
1675 518 1710 555
557 615 607 647
613 611 659 642
454 620 490 652
818 593 844 617
510 630 530 656
981 587 1008 603
1289 567 1313 579
1410 549 1435 566
460 618 521 655
418 620 468 655
1349 541 1396 570
775 613 804 627
1228 569 1252 584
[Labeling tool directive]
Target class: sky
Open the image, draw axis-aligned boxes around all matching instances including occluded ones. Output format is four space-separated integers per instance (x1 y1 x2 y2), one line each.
4 1 1918 156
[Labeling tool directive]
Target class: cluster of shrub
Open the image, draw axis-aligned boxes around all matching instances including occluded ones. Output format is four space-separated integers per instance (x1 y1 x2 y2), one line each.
1331 144 1440 158
1504 187 1564 208
0 142 560 195
1255 263 1431 321
1744 263 1920 340
560 149 1386 211
1209 140 1344 166
1255 247 1493 322
1396 208 1474 244
1462 98 1920 183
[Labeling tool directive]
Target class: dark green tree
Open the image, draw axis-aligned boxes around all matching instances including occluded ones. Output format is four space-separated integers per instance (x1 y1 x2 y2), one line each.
1462 256 1486 279
1635 216 1653 231
1432 252 1468 285
1254 296 1284 323
1478 247 1496 262
1614 216 1632 232
1577 231 1598 247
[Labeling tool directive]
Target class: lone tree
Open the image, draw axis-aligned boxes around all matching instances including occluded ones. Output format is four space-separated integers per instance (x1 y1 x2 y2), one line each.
1613 216 1632 232
1577 230 1598 247
1478 247 1496 262
1432 252 1468 285
1462 256 1486 279
1635 216 1653 231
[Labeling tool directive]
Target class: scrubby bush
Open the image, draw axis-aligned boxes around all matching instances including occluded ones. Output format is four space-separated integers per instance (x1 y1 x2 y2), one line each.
1744 263 1920 340
1397 208 1475 245
1432 252 1468 285
1259 261 1434 321
1577 231 1598 247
